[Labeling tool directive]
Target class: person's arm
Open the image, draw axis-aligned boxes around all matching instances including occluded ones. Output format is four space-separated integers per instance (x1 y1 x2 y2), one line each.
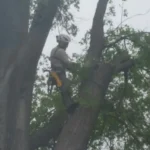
58 50 70 65
57 50 79 72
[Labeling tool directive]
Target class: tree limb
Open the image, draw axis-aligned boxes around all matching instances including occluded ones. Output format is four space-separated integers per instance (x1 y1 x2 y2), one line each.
105 35 129 49
115 59 134 73
110 113 141 145
104 31 150 49
30 111 68 150
85 0 109 65
105 32 150 50
111 50 134 73
11 0 61 149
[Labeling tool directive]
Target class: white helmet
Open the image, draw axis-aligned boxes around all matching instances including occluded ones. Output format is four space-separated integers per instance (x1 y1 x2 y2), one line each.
56 34 71 43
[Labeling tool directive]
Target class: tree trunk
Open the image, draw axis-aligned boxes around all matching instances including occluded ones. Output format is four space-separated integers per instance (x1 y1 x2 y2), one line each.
54 64 113 150
12 0 60 149
0 0 60 149
0 0 29 149
54 0 109 149
11 0 61 149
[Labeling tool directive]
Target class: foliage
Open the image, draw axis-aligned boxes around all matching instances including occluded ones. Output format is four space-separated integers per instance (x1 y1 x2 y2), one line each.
29 0 80 36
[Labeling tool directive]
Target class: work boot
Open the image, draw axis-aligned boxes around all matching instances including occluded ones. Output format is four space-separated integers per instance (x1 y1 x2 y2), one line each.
66 102 79 114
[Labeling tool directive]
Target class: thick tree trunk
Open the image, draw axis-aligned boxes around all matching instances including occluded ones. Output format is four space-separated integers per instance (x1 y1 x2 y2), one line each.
0 0 60 149
54 0 109 149
11 0 61 149
54 64 113 150
0 0 29 149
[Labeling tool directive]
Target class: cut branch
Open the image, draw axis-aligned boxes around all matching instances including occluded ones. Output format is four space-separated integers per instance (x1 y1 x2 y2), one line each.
115 59 134 73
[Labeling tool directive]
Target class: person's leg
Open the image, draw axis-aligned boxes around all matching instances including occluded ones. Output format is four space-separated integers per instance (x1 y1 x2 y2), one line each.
59 73 73 107
58 72 79 113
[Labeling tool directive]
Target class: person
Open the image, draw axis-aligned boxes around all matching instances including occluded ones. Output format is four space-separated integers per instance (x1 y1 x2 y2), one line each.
49 34 79 114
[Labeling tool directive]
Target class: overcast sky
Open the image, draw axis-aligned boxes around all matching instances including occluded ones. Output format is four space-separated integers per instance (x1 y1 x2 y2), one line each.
43 0 150 58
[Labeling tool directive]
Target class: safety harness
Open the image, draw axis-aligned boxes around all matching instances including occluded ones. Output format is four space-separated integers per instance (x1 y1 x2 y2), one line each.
45 70 62 94
46 47 65 94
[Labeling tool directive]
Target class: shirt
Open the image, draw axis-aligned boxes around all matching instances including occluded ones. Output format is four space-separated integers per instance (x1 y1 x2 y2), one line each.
50 46 71 71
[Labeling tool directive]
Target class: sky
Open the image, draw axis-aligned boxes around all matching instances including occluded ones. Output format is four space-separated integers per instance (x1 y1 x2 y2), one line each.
42 0 150 59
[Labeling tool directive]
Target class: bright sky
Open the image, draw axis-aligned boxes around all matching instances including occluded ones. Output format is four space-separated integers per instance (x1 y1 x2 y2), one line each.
43 0 150 59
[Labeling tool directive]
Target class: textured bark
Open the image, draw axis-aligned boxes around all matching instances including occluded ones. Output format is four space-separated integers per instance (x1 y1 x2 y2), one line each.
0 0 29 149
86 0 109 64
0 0 60 149
54 0 109 149
12 0 61 149
55 64 114 150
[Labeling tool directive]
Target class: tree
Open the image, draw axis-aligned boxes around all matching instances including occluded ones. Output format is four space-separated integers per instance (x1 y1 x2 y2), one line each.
1 0 150 150
0 0 80 149
29 0 150 150
0 0 61 149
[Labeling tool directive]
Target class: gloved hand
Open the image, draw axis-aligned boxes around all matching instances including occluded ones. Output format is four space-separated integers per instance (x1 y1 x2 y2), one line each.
67 62 81 74
71 62 80 69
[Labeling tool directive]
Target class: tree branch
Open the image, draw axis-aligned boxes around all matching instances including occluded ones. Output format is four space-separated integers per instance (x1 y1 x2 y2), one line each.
85 0 109 65
30 111 67 150
105 31 150 50
12 0 61 149
115 59 134 73
111 50 134 73
110 113 141 145
105 35 129 49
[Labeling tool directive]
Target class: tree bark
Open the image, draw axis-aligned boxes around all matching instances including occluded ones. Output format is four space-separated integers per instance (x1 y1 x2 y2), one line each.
85 0 109 65
54 0 109 149
0 0 29 149
12 0 61 149
0 0 60 149
54 64 114 150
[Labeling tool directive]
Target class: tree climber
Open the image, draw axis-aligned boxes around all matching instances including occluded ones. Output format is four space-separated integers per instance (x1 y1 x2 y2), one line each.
49 34 79 114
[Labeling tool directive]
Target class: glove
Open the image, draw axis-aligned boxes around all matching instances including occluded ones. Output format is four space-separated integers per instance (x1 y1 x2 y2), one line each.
70 62 81 74
66 62 80 74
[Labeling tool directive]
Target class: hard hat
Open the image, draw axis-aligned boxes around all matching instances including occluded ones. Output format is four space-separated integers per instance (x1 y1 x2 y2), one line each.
56 34 71 43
